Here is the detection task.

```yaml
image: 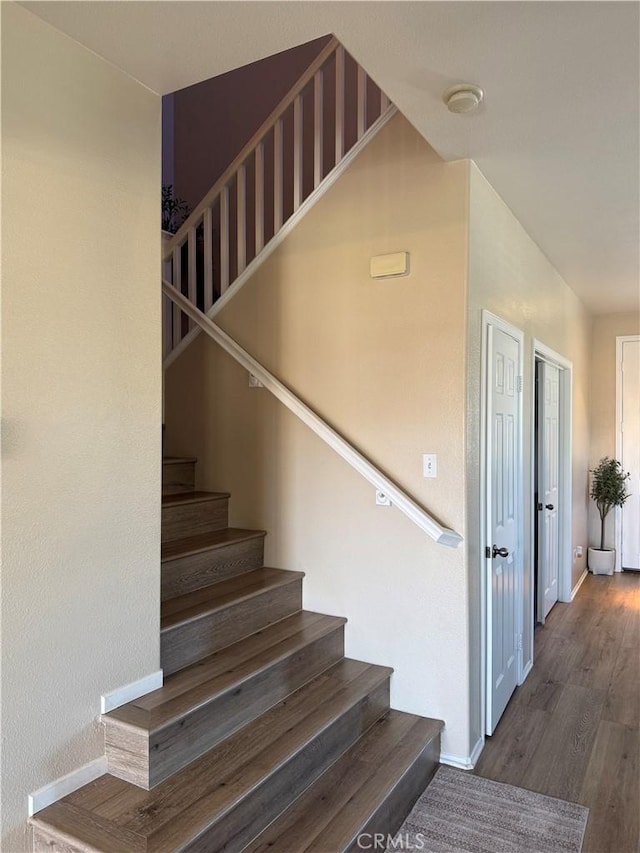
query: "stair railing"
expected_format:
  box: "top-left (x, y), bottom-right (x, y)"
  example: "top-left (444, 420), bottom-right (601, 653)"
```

top-left (163, 37), bottom-right (395, 363)
top-left (162, 282), bottom-right (463, 548)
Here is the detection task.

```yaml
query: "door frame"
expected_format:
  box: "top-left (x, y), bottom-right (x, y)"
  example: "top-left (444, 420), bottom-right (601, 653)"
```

top-left (615, 335), bottom-right (640, 571)
top-left (532, 340), bottom-right (573, 605)
top-left (480, 311), bottom-right (525, 737)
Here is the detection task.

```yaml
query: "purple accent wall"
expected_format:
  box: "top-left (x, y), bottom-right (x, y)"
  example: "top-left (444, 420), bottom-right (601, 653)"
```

top-left (167, 35), bottom-right (332, 212)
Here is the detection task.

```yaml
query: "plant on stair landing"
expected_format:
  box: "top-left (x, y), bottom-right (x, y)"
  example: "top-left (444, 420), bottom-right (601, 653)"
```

top-left (588, 456), bottom-right (630, 575)
top-left (162, 184), bottom-right (190, 234)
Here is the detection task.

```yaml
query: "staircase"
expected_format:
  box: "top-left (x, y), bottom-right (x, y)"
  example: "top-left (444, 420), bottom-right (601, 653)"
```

top-left (31, 456), bottom-right (443, 852)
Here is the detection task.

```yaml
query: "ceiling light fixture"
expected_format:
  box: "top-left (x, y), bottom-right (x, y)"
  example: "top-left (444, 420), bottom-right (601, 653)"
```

top-left (443, 84), bottom-right (484, 114)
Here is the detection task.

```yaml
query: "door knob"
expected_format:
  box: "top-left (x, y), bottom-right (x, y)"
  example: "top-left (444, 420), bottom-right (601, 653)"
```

top-left (545, 504), bottom-right (554, 510)
top-left (492, 545), bottom-right (509, 558)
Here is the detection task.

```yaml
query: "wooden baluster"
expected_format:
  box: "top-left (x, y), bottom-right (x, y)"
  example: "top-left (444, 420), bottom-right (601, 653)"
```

top-left (203, 207), bottom-right (213, 311)
top-left (313, 69), bottom-right (323, 188)
top-left (335, 45), bottom-right (345, 163)
top-left (220, 185), bottom-right (230, 294)
top-left (357, 66), bottom-right (366, 138)
top-left (237, 164), bottom-right (246, 275)
top-left (172, 246), bottom-right (182, 345)
top-left (293, 94), bottom-right (303, 211)
top-left (274, 118), bottom-right (283, 231)
top-left (187, 226), bottom-right (197, 327)
top-left (255, 142), bottom-right (264, 254)
top-left (162, 293), bottom-right (172, 358)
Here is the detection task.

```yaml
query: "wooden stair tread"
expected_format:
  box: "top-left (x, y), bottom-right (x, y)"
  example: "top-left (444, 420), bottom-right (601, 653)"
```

top-left (244, 711), bottom-right (443, 852)
top-left (162, 490), bottom-right (230, 507)
top-left (162, 527), bottom-right (266, 562)
top-left (162, 456), bottom-right (197, 464)
top-left (105, 611), bottom-right (346, 730)
top-left (161, 567), bottom-right (303, 629)
top-left (33, 660), bottom-right (392, 848)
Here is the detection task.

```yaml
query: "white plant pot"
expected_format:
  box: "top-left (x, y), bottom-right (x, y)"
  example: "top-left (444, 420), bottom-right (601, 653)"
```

top-left (588, 547), bottom-right (615, 575)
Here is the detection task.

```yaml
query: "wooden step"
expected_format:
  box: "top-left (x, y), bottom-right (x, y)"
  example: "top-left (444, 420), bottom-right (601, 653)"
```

top-left (161, 567), bottom-right (304, 675)
top-left (161, 528), bottom-right (266, 600)
top-left (104, 611), bottom-right (346, 788)
top-left (162, 490), bottom-right (230, 542)
top-left (30, 659), bottom-right (392, 853)
top-left (244, 711), bottom-right (443, 852)
top-left (162, 457), bottom-right (196, 495)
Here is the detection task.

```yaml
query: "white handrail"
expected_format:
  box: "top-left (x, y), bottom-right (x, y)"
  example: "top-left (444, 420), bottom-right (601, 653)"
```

top-left (162, 281), bottom-right (463, 548)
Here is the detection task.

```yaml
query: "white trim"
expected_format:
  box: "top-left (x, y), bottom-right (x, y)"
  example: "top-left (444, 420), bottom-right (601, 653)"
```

top-left (440, 736), bottom-right (485, 771)
top-left (100, 669), bottom-right (163, 714)
top-left (163, 105), bottom-right (398, 371)
top-left (532, 339), bottom-right (573, 605)
top-left (480, 311), bottom-right (525, 737)
top-left (29, 757), bottom-right (107, 816)
top-left (571, 568), bottom-right (589, 600)
top-left (163, 282), bottom-right (462, 548)
top-left (521, 658), bottom-right (534, 681)
top-left (615, 336), bottom-right (639, 572)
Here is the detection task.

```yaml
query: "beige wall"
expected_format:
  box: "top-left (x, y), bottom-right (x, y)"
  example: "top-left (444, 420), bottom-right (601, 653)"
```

top-left (466, 163), bottom-right (592, 749)
top-left (165, 114), bottom-right (475, 761)
top-left (1, 6), bottom-right (161, 849)
top-left (589, 312), bottom-right (640, 546)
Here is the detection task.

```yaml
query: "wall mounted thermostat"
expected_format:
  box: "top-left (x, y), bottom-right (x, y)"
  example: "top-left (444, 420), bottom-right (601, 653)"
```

top-left (370, 251), bottom-right (410, 279)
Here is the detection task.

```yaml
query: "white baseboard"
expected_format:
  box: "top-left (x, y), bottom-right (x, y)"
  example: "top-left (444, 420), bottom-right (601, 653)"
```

top-left (100, 668), bottom-right (163, 714)
top-left (571, 569), bottom-right (588, 600)
top-left (440, 736), bottom-right (484, 770)
top-left (29, 757), bottom-right (107, 816)
top-left (521, 659), bottom-right (534, 681)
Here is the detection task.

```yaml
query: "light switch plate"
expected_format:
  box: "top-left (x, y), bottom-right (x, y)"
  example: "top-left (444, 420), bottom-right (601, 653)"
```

top-left (423, 454), bottom-right (437, 478)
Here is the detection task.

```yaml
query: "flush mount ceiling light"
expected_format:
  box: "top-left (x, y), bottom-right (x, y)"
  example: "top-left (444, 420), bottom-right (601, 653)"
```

top-left (443, 84), bottom-right (484, 114)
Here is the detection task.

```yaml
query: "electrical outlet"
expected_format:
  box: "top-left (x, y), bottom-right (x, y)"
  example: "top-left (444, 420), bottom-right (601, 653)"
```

top-left (574, 546), bottom-right (583, 559)
top-left (376, 490), bottom-right (392, 506)
top-left (423, 453), bottom-right (437, 479)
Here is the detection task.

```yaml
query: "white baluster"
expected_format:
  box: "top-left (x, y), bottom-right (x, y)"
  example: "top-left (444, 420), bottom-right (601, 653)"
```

top-left (357, 66), bottom-right (366, 138)
top-left (188, 226), bottom-right (197, 327)
top-left (313, 70), bottom-right (323, 188)
top-left (163, 293), bottom-right (172, 358)
top-left (255, 142), bottom-right (264, 254)
top-left (293, 94), bottom-right (303, 211)
top-left (172, 246), bottom-right (182, 345)
top-left (220, 185), bottom-right (230, 294)
top-left (335, 45), bottom-right (345, 162)
top-left (237, 164), bottom-right (246, 275)
top-left (203, 207), bottom-right (213, 311)
top-left (274, 118), bottom-right (283, 231)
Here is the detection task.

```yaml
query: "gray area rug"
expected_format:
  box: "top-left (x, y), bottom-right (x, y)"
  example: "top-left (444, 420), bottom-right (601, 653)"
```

top-left (387, 766), bottom-right (589, 852)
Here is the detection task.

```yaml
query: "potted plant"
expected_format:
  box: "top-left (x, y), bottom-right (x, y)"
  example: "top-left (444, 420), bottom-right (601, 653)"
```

top-left (162, 185), bottom-right (190, 235)
top-left (588, 456), bottom-right (631, 575)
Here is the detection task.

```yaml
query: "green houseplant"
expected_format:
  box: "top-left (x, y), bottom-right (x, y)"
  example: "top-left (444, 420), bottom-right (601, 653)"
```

top-left (588, 456), bottom-right (630, 574)
top-left (162, 185), bottom-right (190, 234)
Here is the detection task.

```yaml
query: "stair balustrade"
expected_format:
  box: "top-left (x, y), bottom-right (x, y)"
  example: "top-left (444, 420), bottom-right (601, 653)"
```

top-left (163, 37), bottom-right (394, 363)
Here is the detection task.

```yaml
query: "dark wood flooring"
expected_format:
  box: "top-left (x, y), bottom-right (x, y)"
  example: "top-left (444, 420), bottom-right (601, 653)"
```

top-left (475, 571), bottom-right (640, 853)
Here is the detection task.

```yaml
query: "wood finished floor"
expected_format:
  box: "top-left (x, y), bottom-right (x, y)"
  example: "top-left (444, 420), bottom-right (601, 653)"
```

top-left (475, 571), bottom-right (640, 853)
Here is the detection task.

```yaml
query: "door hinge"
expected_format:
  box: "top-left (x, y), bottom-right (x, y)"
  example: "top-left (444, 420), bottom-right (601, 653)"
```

top-left (485, 546), bottom-right (491, 559)
top-left (517, 375), bottom-right (523, 393)
top-left (517, 633), bottom-right (523, 652)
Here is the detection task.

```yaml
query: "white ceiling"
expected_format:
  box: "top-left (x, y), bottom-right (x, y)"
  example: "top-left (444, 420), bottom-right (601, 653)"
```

top-left (21, 1), bottom-right (640, 315)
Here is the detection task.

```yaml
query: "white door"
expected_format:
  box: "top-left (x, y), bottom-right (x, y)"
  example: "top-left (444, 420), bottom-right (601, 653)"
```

top-left (621, 339), bottom-right (640, 570)
top-left (537, 361), bottom-right (560, 620)
top-left (486, 324), bottom-right (521, 735)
